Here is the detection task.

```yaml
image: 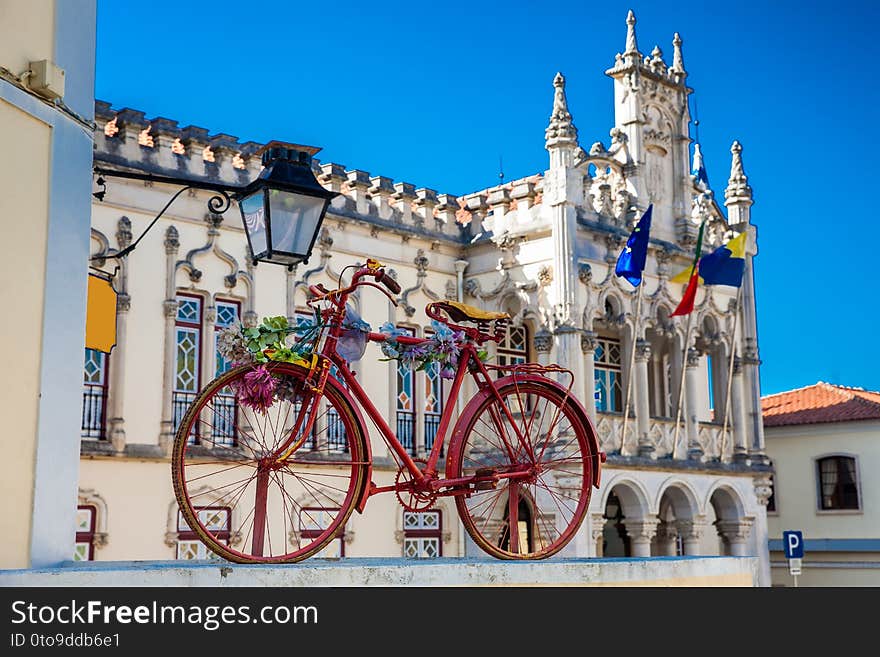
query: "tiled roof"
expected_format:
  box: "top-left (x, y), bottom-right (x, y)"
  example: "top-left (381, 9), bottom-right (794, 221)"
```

top-left (762, 382), bottom-right (880, 427)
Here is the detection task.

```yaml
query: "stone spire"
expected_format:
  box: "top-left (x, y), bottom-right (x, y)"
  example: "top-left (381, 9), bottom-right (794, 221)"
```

top-left (545, 72), bottom-right (578, 150)
top-left (725, 140), bottom-right (753, 203)
top-left (672, 32), bottom-right (685, 75)
top-left (625, 10), bottom-right (640, 56)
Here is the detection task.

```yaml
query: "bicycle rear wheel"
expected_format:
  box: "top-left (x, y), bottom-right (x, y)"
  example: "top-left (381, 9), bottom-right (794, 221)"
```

top-left (171, 362), bottom-right (369, 563)
top-left (447, 379), bottom-right (593, 559)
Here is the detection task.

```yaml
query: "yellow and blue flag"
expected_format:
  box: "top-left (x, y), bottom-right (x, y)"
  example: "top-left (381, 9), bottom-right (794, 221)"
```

top-left (698, 232), bottom-right (746, 287)
top-left (615, 204), bottom-right (652, 287)
top-left (669, 232), bottom-right (747, 288)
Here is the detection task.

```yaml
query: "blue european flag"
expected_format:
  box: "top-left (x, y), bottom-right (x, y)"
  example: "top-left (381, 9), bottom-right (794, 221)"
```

top-left (615, 204), bottom-right (652, 287)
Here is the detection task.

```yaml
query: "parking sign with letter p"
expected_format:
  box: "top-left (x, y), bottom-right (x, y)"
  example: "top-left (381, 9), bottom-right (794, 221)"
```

top-left (783, 530), bottom-right (804, 559)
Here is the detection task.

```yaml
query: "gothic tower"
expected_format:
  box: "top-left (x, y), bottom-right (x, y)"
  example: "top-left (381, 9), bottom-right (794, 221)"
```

top-left (605, 10), bottom-right (692, 243)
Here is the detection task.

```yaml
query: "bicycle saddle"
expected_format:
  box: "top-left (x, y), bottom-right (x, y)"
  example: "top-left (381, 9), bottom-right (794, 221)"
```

top-left (431, 301), bottom-right (510, 323)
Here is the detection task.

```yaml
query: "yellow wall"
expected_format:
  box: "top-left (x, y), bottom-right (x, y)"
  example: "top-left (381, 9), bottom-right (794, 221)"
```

top-left (0, 100), bottom-right (51, 567)
top-left (0, 1), bottom-right (55, 77)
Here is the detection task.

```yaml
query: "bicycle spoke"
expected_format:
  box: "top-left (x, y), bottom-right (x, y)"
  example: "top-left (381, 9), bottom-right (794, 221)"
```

top-left (452, 380), bottom-right (592, 559)
top-left (173, 362), bottom-right (368, 563)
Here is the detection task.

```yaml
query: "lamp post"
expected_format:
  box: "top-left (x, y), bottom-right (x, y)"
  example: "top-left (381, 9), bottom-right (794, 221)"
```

top-left (92, 140), bottom-right (338, 268)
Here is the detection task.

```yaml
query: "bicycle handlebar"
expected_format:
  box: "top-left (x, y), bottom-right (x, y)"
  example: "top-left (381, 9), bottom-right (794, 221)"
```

top-left (307, 261), bottom-right (400, 308)
top-left (377, 270), bottom-right (401, 295)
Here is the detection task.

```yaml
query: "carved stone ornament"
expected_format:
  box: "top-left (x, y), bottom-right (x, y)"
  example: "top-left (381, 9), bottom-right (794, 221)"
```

top-left (578, 262), bottom-right (592, 285)
top-left (533, 329), bottom-right (553, 354)
top-left (581, 330), bottom-right (598, 354)
top-left (634, 339), bottom-right (652, 362)
top-left (538, 265), bottom-right (553, 287)
top-left (686, 347), bottom-right (701, 367)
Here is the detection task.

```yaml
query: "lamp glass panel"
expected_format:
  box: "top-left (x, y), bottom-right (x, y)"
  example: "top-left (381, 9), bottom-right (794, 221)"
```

top-left (239, 191), bottom-right (268, 256)
top-left (267, 190), bottom-right (325, 256)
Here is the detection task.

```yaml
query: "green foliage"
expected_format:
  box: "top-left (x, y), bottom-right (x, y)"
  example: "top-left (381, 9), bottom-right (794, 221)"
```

top-left (241, 315), bottom-right (314, 364)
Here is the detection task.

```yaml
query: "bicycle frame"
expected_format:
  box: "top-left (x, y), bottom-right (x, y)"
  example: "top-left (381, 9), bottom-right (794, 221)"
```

top-left (290, 265), bottom-right (545, 503)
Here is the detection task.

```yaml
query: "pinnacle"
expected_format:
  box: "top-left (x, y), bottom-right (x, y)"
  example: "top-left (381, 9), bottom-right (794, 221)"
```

top-left (625, 9), bottom-right (639, 56)
top-left (672, 32), bottom-right (685, 74)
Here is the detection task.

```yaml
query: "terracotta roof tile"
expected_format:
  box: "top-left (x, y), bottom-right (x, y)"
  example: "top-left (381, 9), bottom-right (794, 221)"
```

top-left (762, 382), bottom-right (880, 427)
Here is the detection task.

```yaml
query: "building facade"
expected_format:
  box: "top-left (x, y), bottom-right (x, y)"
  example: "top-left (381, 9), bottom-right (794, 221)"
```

top-left (764, 382), bottom-right (880, 586)
top-left (79, 12), bottom-right (773, 583)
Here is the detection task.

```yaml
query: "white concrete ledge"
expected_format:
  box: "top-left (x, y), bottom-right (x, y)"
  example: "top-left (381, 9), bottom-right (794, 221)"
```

top-left (0, 557), bottom-right (757, 587)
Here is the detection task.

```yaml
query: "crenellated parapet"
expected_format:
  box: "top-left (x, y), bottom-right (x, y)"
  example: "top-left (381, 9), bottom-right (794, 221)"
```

top-left (93, 100), bottom-right (472, 246)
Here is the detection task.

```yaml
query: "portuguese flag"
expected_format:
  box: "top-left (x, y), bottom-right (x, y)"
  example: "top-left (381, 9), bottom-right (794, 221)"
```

top-left (670, 220), bottom-right (706, 317)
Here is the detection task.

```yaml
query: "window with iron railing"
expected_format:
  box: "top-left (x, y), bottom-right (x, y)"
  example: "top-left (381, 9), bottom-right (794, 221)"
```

top-left (173, 294), bottom-right (203, 442)
top-left (396, 326), bottom-right (416, 454)
top-left (423, 327), bottom-right (445, 455)
top-left (82, 348), bottom-right (109, 439)
top-left (211, 300), bottom-right (240, 446)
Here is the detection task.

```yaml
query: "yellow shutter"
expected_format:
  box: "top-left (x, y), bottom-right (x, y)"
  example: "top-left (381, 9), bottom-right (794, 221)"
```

top-left (85, 273), bottom-right (117, 353)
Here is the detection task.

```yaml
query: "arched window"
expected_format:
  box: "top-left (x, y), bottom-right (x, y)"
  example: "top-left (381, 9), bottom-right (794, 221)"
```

top-left (211, 299), bottom-right (240, 446)
top-left (173, 293), bottom-right (203, 442)
top-left (817, 456), bottom-right (860, 510)
top-left (82, 349), bottom-right (109, 439)
top-left (497, 325), bottom-right (529, 369)
top-left (594, 337), bottom-right (623, 413)
top-left (396, 326), bottom-right (417, 454)
top-left (423, 326), bottom-right (445, 455)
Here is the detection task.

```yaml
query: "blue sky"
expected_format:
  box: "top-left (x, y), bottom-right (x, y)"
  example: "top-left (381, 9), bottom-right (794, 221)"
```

top-left (96, 0), bottom-right (879, 395)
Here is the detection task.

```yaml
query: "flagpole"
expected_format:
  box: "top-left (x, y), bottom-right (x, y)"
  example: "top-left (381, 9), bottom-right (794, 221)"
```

top-left (719, 285), bottom-right (743, 461)
top-left (672, 311), bottom-right (694, 459)
top-left (621, 282), bottom-right (644, 454)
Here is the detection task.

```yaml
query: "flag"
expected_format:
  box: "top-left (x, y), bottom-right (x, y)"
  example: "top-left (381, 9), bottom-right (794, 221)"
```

top-left (692, 143), bottom-right (710, 190)
top-left (668, 232), bottom-right (747, 288)
top-left (698, 232), bottom-right (746, 287)
top-left (614, 204), bottom-right (653, 287)
top-left (669, 221), bottom-right (706, 317)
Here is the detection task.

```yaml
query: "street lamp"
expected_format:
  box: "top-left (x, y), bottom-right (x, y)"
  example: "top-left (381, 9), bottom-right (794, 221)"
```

top-left (237, 141), bottom-right (338, 268)
top-left (92, 140), bottom-right (338, 268)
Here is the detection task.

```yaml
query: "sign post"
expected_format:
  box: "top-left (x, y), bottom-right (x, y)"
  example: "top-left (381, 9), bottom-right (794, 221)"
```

top-left (782, 530), bottom-right (804, 587)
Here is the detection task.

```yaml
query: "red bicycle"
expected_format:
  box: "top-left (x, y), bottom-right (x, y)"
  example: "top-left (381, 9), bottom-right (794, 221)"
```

top-left (171, 260), bottom-right (604, 562)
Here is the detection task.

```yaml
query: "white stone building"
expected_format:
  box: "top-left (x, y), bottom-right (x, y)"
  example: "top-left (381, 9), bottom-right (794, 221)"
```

top-left (78, 12), bottom-right (773, 583)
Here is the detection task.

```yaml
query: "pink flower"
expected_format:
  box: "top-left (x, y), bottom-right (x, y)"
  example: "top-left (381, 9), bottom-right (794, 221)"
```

top-left (236, 365), bottom-right (277, 412)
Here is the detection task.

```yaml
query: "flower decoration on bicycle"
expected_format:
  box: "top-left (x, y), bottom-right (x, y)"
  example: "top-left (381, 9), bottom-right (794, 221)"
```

top-left (172, 258), bottom-right (603, 564)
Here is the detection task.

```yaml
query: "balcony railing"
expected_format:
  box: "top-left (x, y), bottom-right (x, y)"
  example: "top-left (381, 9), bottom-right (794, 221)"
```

top-left (397, 411), bottom-right (415, 454)
top-left (424, 413), bottom-right (442, 455)
top-left (211, 392), bottom-right (237, 446)
top-left (172, 391), bottom-right (197, 443)
top-left (81, 384), bottom-right (107, 439)
top-left (326, 408), bottom-right (348, 452)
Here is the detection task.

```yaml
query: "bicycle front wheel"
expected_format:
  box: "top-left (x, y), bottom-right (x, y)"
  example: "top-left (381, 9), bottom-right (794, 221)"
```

top-left (171, 362), bottom-right (369, 563)
top-left (447, 379), bottom-right (593, 559)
